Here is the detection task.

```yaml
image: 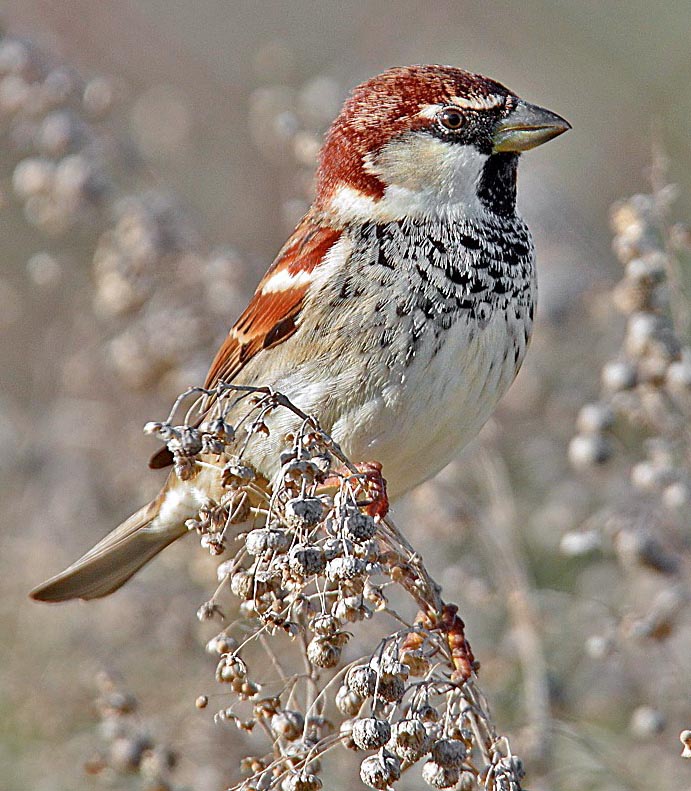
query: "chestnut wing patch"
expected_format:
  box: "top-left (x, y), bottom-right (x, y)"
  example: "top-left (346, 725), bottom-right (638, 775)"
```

top-left (203, 220), bottom-right (341, 388)
top-left (149, 218), bottom-right (341, 470)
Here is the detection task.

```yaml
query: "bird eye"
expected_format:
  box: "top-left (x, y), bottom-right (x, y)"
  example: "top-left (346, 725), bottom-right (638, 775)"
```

top-left (439, 107), bottom-right (464, 130)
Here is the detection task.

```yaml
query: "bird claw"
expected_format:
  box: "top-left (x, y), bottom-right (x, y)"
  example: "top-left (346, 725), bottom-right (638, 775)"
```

top-left (322, 460), bottom-right (389, 518)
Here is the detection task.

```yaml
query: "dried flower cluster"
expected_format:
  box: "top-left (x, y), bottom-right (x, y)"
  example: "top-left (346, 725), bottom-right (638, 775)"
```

top-left (84, 672), bottom-right (181, 791)
top-left (144, 384), bottom-right (524, 791)
top-left (561, 166), bottom-right (691, 757)
top-left (568, 173), bottom-right (691, 485)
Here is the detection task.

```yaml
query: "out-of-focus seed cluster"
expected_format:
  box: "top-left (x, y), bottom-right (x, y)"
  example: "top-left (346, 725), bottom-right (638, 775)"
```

top-left (0, 31), bottom-right (251, 396)
top-left (144, 384), bottom-right (523, 791)
top-left (0, 35), bottom-right (114, 235)
top-left (84, 672), bottom-right (181, 791)
top-left (569, 184), bottom-right (691, 478)
top-left (561, 173), bottom-right (691, 767)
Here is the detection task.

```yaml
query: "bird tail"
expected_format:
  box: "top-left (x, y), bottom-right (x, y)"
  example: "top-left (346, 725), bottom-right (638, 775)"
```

top-left (29, 488), bottom-right (188, 602)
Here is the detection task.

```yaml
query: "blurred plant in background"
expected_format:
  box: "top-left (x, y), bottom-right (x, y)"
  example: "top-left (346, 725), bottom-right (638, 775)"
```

top-left (1, 16), bottom-right (689, 791)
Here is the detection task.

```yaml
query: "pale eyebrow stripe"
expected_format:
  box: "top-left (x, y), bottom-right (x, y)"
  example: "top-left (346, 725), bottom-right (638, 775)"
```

top-left (451, 94), bottom-right (504, 110)
top-left (418, 94), bottom-right (504, 119)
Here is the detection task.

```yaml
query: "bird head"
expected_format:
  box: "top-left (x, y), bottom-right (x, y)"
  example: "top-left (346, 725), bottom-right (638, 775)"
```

top-left (315, 65), bottom-right (570, 222)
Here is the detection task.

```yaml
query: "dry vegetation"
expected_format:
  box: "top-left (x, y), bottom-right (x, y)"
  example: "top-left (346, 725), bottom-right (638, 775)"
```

top-left (0, 23), bottom-right (689, 791)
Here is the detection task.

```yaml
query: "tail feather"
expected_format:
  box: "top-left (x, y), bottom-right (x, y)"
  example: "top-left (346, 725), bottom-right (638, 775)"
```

top-left (29, 496), bottom-right (187, 602)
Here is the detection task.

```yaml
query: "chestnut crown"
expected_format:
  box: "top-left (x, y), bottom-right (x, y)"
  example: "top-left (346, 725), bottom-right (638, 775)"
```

top-left (314, 65), bottom-right (569, 215)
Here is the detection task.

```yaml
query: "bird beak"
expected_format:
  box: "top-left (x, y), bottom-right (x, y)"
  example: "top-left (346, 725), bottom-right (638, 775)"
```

top-left (492, 99), bottom-right (571, 152)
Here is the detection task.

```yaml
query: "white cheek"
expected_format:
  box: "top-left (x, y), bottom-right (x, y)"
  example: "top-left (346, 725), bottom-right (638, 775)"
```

top-left (328, 138), bottom-right (489, 223)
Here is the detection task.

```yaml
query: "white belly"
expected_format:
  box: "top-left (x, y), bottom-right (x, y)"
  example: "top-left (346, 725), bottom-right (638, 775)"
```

top-left (330, 307), bottom-right (528, 497)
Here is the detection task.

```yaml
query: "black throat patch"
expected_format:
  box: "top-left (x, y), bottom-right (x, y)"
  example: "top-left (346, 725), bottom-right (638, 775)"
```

top-left (477, 153), bottom-right (518, 216)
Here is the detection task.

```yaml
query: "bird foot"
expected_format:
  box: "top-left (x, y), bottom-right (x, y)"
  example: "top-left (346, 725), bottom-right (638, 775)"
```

top-left (323, 460), bottom-right (389, 519)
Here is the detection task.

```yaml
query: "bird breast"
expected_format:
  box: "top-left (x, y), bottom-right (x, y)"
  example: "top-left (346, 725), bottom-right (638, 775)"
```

top-left (237, 214), bottom-right (536, 498)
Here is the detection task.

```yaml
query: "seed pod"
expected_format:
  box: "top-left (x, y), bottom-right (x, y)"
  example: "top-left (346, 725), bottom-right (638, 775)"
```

top-left (375, 673), bottom-right (406, 703)
top-left (568, 433), bottom-right (612, 469)
top-left (283, 773), bottom-right (322, 791)
top-left (414, 704), bottom-right (440, 723)
top-left (576, 402), bottom-right (615, 434)
top-left (222, 461), bottom-right (256, 487)
top-left (215, 654), bottom-right (247, 683)
top-left (230, 571), bottom-right (256, 600)
top-left (289, 544), bottom-right (326, 576)
top-left (245, 528), bottom-right (291, 556)
top-left (323, 536), bottom-right (354, 560)
top-left (272, 710), bottom-right (305, 741)
top-left (342, 511), bottom-right (377, 542)
top-left (306, 636), bottom-right (341, 668)
top-left (346, 665), bottom-right (377, 698)
top-left (351, 718), bottom-right (391, 750)
top-left (333, 595), bottom-right (373, 622)
top-left (205, 633), bottom-right (239, 655)
top-left (310, 614), bottom-right (340, 635)
top-left (180, 426), bottom-right (203, 455)
top-left (430, 738), bottom-right (466, 768)
top-left (388, 718), bottom-right (431, 762)
top-left (360, 749), bottom-right (401, 789)
top-left (325, 556), bottom-right (366, 582)
top-left (335, 685), bottom-right (364, 716)
top-left (456, 771), bottom-right (477, 791)
top-left (422, 760), bottom-right (461, 788)
top-left (400, 649), bottom-right (431, 677)
top-left (601, 359), bottom-right (637, 393)
top-left (285, 497), bottom-right (325, 527)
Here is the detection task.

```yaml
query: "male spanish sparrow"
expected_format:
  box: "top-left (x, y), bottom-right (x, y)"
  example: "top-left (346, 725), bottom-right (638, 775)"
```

top-left (31, 65), bottom-right (569, 602)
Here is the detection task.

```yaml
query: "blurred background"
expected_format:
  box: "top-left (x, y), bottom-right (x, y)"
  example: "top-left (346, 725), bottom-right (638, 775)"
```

top-left (1, 2), bottom-right (690, 790)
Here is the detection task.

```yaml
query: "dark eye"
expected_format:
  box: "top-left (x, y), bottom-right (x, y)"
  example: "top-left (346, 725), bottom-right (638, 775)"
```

top-left (439, 107), bottom-right (464, 130)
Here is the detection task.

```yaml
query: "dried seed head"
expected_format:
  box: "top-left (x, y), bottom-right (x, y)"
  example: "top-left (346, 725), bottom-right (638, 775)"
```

top-left (680, 729), bottom-right (691, 758)
top-left (602, 359), bottom-right (637, 393)
top-left (216, 654), bottom-right (247, 683)
top-left (246, 528), bottom-right (291, 556)
top-left (351, 718), bottom-right (392, 750)
top-left (283, 772), bottom-right (322, 791)
top-left (323, 536), bottom-right (355, 560)
top-left (414, 704), bottom-right (440, 723)
top-left (568, 433), bottom-right (613, 469)
top-left (205, 633), bottom-right (239, 655)
top-left (576, 402), bottom-right (615, 434)
top-left (333, 595), bottom-right (373, 623)
top-left (180, 426), bottom-right (203, 455)
top-left (359, 749), bottom-right (401, 790)
top-left (335, 685), bottom-right (364, 716)
top-left (456, 771), bottom-right (477, 791)
top-left (399, 648), bottom-right (430, 676)
top-left (375, 673), bottom-right (406, 703)
top-left (222, 461), bottom-right (256, 487)
top-left (285, 497), bottom-right (325, 527)
top-left (325, 556), bottom-right (367, 582)
top-left (342, 511), bottom-right (377, 543)
top-left (289, 544), bottom-right (326, 577)
top-left (346, 665), bottom-right (378, 698)
top-left (629, 705), bottom-right (666, 738)
top-left (230, 571), bottom-right (256, 600)
top-left (108, 736), bottom-right (151, 773)
top-left (422, 760), bottom-right (461, 789)
top-left (310, 614), bottom-right (340, 635)
top-left (306, 635), bottom-right (342, 668)
top-left (430, 738), bottom-right (466, 768)
top-left (271, 710), bottom-right (305, 741)
top-left (388, 718), bottom-right (431, 763)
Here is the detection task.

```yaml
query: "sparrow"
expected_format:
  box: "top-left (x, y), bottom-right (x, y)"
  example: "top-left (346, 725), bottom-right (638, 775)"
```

top-left (31, 65), bottom-right (569, 602)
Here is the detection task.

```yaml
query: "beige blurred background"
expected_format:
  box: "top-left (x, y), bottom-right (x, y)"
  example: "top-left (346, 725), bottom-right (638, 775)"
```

top-left (1, 2), bottom-right (690, 790)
